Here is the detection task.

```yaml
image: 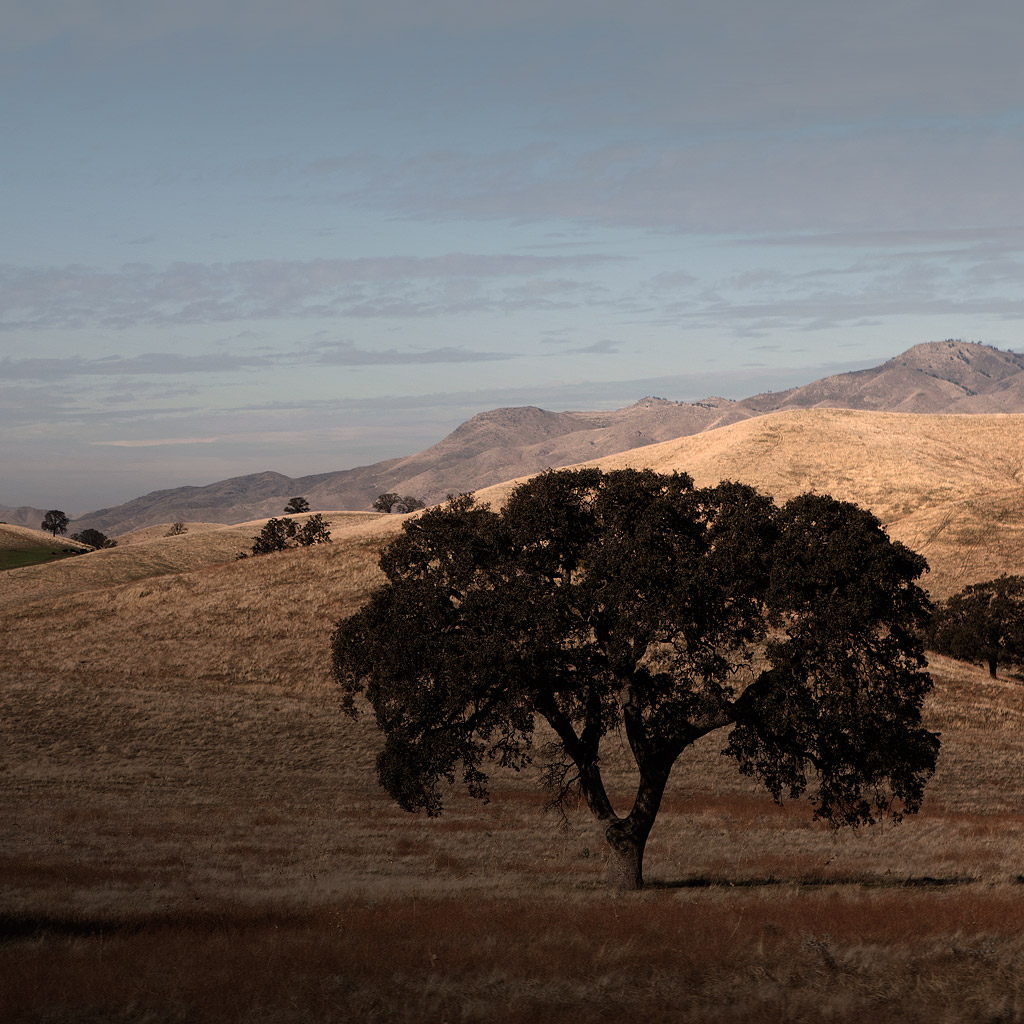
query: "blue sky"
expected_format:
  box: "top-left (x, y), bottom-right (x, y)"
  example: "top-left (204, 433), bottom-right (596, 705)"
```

top-left (4, 1), bottom-right (1024, 513)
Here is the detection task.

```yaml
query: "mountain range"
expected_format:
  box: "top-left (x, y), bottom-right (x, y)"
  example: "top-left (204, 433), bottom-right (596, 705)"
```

top-left (5, 338), bottom-right (1024, 536)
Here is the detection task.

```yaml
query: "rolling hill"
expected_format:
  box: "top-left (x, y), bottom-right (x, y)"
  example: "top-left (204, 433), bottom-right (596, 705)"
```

top-left (16, 338), bottom-right (1023, 536)
top-left (473, 408), bottom-right (1024, 599)
top-left (5, 407), bottom-right (1022, 615)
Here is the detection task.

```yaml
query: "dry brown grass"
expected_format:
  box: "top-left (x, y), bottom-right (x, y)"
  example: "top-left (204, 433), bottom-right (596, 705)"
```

top-left (114, 521), bottom-right (235, 545)
top-left (3, 645), bottom-right (1024, 1024)
top-left (5, 415), bottom-right (1024, 1021)
top-left (7, 892), bottom-right (1024, 1024)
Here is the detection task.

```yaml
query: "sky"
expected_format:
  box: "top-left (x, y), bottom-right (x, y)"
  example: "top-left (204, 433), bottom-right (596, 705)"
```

top-left (4, 1), bottom-right (1024, 514)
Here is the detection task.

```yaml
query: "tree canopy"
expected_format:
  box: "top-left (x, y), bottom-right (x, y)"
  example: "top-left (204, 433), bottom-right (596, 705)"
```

top-left (247, 514), bottom-right (332, 556)
top-left (373, 493), bottom-right (425, 514)
top-left (284, 497), bottom-right (310, 514)
top-left (41, 510), bottom-right (69, 537)
top-left (332, 468), bottom-right (938, 890)
top-left (929, 575), bottom-right (1024, 678)
top-left (71, 528), bottom-right (116, 549)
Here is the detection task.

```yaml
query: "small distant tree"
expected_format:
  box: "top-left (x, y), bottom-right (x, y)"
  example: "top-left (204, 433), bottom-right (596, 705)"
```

top-left (41, 510), bottom-right (69, 537)
top-left (71, 528), bottom-right (116, 550)
top-left (284, 497), bottom-right (310, 514)
top-left (394, 495), bottom-right (425, 514)
top-left (249, 515), bottom-right (331, 556)
top-left (333, 468), bottom-right (939, 891)
top-left (373, 493), bottom-right (401, 513)
top-left (929, 575), bottom-right (1024, 678)
top-left (166, 522), bottom-right (188, 536)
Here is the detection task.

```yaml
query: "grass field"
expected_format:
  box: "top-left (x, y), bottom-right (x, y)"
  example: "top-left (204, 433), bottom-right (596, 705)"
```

top-left (4, 412), bottom-right (1024, 1022)
top-left (3, 630), bottom-right (1024, 1023)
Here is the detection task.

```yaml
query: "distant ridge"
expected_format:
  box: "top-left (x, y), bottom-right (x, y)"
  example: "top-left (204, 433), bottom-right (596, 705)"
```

top-left (13, 339), bottom-right (1023, 535)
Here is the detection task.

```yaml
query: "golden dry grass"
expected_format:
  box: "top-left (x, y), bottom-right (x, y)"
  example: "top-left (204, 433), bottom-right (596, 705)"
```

top-left (0, 525), bottom-right (90, 553)
top-left (5, 410), bottom-right (1024, 1021)
top-left (113, 521), bottom-right (234, 545)
top-left (478, 409), bottom-right (1024, 597)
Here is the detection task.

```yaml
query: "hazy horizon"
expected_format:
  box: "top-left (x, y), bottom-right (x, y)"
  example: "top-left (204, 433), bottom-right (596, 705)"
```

top-left (5, 2), bottom-right (1024, 511)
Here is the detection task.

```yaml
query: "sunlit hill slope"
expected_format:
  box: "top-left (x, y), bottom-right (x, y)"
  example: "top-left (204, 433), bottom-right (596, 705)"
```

top-left (478, 408), bottom-right (1024, 599)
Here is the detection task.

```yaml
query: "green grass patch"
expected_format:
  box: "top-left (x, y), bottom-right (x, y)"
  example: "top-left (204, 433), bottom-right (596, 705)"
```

top-left (0, 546), bottom-right (83, 571)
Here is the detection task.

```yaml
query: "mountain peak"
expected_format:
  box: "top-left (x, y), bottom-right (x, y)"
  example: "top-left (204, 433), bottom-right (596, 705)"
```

top-left (887, 339), bottom-right (1024, 385)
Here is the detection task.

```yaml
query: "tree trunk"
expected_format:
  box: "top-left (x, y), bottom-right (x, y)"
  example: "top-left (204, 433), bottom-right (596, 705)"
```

top-left (605, 824), bottom-right (647, 891)
top-left (988, 656), bottom-right (998, 679)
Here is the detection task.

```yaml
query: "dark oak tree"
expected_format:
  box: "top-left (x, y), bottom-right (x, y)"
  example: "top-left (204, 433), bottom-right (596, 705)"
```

top-left (71, 528), bottom-right (116, 549)
top-left (332, 468), bottom-right (938, 890)
top-left (284, 497), bottom-right (311, 514)
top-left (395, 495), bottom-right (425, 514)
top-left (929, 575), bottom-right (1024, 678)
top-left (373, 493), bottom-right (425, 514)
top-left (41, 510), bottom-right (69, 537)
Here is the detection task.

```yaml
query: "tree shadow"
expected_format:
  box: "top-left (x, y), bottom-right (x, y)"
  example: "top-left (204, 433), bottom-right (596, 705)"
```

top-left (648, 873), bottom-right (982, 890)
top-left (0, 907), bottom-right (308, 942)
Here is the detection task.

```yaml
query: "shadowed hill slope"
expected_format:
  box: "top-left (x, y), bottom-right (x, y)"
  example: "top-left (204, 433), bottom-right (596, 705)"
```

top-left (0, 524), bottom-right (91, 553)
top-left (37, 339), bottom-right (1024, 536)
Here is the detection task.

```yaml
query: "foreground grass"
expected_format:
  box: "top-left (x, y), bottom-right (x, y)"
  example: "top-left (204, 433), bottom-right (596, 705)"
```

top-left (5, 889), bottom-right (1024, 1024)
top-left (2, 651), bottom-right (1023, 1022)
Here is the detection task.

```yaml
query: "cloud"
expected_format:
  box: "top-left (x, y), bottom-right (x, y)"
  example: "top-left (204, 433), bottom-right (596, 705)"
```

top-left (311, 341), bottom-right (515, 366)
top-left (350, 126), bottom-right (1024, 238)
top-left (0, 254), bottom-right (618, 330)
top-left (90, 436), bottom-right (220, 447)
top-left (0, 338), bottom-right (521, 384)
top-left (743, 227), bottom-right (1024, 252)
top-left (0, 352), bottom-right (269, 380)
top-left (571, 340), bottom-right (620, 355)
top-left (9, 1), bottom-right (1024, 123)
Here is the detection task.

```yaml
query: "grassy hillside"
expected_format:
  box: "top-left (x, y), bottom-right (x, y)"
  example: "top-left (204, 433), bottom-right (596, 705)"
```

top-left (5, 410), bottom-right (1024, 1021)
top-left (0, 511), bottom-right (388, 610)
top-left (478, 409), bottom-right (1024, 597)
top-left (0, 524), bottom-right (90, 571)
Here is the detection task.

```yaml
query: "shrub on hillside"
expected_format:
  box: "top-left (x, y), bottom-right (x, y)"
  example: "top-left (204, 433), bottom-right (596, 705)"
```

top-left (244, 514), bottom-right (332, 557)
